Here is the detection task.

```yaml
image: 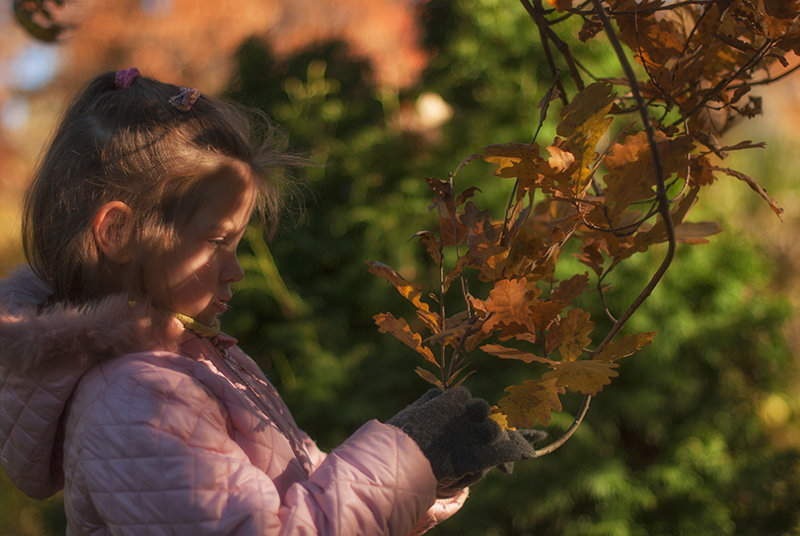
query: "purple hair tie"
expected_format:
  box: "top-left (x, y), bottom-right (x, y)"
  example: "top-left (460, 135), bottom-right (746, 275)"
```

top-left (169, 87), bottom-right (201, 112)
top-left (114, 67), bottom-right (140, 89)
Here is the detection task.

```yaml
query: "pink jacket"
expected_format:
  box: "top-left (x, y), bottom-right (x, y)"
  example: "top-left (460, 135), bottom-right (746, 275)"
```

top-left (0, 267), bottom-right (466, 535)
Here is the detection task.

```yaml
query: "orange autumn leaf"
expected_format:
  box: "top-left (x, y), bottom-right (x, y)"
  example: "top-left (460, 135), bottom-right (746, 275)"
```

top-left (374, 312), bottom-right (437, 364)
top-left (478, 278), bottom-right (536, 338)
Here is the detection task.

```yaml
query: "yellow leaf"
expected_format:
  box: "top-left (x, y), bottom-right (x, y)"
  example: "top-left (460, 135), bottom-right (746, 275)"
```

top-left (374, 312), bottom-right (437, 364)
top-left (556, 82), bottom-right (616, 186)
top-left (595, 332), bottom-right (656, 362)
top-left (498, 378), bottom-right (564, 428)
top-left (482, 142), bottom-right (545, 182)
top-left (488, 409), bottom-right (513, 431)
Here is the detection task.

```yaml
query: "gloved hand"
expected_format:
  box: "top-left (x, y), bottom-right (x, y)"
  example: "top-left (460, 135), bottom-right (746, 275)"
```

top-left (387, 387), bottom-right (542, 497)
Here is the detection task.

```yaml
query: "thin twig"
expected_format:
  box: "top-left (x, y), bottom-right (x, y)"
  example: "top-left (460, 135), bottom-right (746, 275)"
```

top-left (534, 395), bottom-right (592, 456)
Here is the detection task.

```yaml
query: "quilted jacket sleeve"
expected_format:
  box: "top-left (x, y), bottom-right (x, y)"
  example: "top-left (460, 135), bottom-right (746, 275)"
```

top-left (66, 355), bottom-right (440, 536)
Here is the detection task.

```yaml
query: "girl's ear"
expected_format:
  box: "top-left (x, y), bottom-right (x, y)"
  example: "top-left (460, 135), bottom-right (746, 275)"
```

top-left (93, 201), bottom-right (133, 263)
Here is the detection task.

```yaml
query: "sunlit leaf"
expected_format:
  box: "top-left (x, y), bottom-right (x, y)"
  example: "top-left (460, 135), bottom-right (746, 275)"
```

top-left (478, 278), bottom-right (536, 338)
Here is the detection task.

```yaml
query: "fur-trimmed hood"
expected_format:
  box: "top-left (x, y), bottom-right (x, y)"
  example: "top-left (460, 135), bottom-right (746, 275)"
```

top-left (0, 265), bottom-right (176, 499)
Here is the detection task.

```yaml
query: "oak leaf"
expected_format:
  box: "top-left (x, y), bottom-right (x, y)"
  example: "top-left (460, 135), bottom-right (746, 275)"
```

top-left (479, 278), bottom-right (536, 339)
top-left (545, 360), bottom-right (619, 396)
top-left (414, 366), bottom-right (443, 388)
top-left (426, 178), bottom-right (467, 245)
top-left (551, 273), bottom-right (589, 305)
top-left (674, 221), bottom-right (723, 244)
top-left (498, 378), bottom-right (564, 428)
top-left (367, 261), bottom-right (431, 312)
top-left (412, 230), bottom-right (442, 264)
top-left (374, 312), bottom-right (437, 364)
top-left (594, 332), bottom-right (656, 362)
top-left (556, 82), bottom-right (615, 187)
top-left (548, 308), bottom-right (593, 361)
top-left (480, 343), bottom-right (553, 365)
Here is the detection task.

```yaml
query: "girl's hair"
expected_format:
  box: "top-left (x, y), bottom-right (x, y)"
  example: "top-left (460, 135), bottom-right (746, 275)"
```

top-left (22, 70), bottom-right (302, 304)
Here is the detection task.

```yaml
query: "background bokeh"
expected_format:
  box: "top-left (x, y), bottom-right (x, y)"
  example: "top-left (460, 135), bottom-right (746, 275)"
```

top-left (1, 1), bottom-right (799, 534)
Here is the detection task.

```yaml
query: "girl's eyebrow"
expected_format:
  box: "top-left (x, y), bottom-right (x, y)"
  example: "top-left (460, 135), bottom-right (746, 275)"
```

top-left (203, 220), bottom-right (249, 236)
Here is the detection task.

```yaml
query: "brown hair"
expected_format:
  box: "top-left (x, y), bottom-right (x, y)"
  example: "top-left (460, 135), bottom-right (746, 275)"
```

top-left (22, 70), bottom-right (301, 304)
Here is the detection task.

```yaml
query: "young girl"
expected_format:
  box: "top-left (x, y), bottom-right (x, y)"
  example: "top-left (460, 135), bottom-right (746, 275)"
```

top-left (0, 68), bottom-right (537, 535)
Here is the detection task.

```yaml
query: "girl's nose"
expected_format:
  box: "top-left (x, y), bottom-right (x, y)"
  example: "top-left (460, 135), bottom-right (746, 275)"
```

top-left (223, 253), bottom-right (245, 284)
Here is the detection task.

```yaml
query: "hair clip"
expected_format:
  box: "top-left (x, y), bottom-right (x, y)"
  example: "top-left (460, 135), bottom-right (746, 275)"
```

top-left (114, 67), bottom-right (140, 89)
top-left (169, 87), bottom-right (201, 112)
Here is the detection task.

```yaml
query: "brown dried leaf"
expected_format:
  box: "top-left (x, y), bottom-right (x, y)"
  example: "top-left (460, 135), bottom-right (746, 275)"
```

top-left (374, 312), bottom-right (437, 364)
top-left (498, 378), bottom-right (564, 428)
top-left (595, 332), bottom-right (656, 362)
top-left (714, 166), bottom-right (784, 220)
top-left (480, 343), bottom-right (554, 365)
top-left (415, 366), bottom-right (443, 388)
top-left (483, 142), bottom-right (545, 182)
top-left (544, 360), bottom-right (619, 396)
top-left (575, 240), bottom-right (604, 276)
top-left (549, 308), bottom-right (593, 361)
top-left (674, 221), bottom-right (723, 244)
top-left (479, 278), bottom-right (536, 338)
top-left (551, 273), bottom-right (590, 305)
top-left (412, 231), bottom-right (442, 265)
top-left (367, 261), bottom-right (431, 312)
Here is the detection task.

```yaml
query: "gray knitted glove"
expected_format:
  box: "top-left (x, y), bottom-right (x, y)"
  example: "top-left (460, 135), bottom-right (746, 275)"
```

top-left (387, 387), bottom-right (541, 497)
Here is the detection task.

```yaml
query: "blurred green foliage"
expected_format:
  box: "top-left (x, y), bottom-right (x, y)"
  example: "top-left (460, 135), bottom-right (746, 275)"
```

top-left (2, 1), bottom-right (798, 534)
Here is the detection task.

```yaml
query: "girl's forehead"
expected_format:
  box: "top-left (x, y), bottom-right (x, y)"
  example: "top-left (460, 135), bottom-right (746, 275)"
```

top-left (190, 161), bottom-right (258, 229)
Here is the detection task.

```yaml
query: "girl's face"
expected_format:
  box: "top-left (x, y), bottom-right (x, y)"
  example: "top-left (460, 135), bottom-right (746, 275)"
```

top-left (145, 162), bottom-right (257, 325)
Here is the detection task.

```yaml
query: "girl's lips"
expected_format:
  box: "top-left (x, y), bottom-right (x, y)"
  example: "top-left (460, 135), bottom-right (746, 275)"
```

top-left (212, 300), bottom-right (229, 313)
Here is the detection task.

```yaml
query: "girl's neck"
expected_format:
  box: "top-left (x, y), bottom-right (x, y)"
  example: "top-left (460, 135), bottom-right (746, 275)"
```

top-left (172, 312), bottom-right (220, 338)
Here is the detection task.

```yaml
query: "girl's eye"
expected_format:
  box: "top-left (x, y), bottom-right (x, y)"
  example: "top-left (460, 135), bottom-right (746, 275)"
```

top-left (208, 238), bottom-right (228, 247)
